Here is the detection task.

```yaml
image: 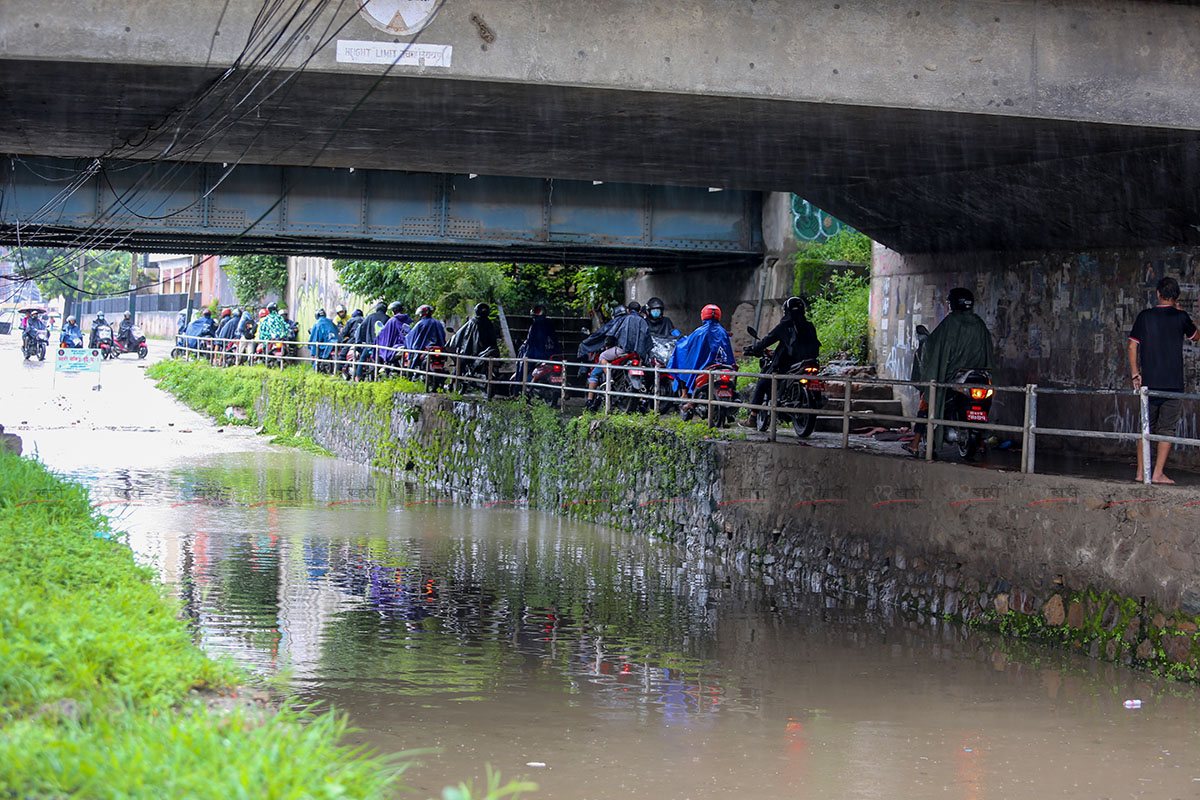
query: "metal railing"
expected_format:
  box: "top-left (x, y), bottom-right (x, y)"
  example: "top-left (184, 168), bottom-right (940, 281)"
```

top-left (169, 335), bottom-right (1191, 484)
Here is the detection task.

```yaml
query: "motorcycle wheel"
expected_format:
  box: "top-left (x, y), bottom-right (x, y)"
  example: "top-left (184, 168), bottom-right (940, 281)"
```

top-left (957, 428), bottom-right (979, 460)
top-left (37, 343), bottom-right (46, 362)
top-left (23, 344), bottom-right (31, 360)
top-left (791, 390), bottom-right (817, 438)
top-left (138, 345), bottom-right (148, 359)
top-left (170, 348), bottom-right (182, 359)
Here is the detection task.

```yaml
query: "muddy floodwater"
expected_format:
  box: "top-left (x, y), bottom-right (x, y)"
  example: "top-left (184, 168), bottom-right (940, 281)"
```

top-left (11, 353), bottom-right (1200, 799)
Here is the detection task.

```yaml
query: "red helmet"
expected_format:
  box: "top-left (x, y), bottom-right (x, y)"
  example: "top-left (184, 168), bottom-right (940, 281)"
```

top-left (221, 308), bottom-right (232, 317)
top-left (700, 304), bottom-right (722, 322)
top-left (258, 309), bottom-right (269, 319)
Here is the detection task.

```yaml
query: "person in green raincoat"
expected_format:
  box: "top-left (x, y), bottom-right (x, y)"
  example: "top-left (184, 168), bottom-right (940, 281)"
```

top-left (906, 287), bottom-right (996, 455)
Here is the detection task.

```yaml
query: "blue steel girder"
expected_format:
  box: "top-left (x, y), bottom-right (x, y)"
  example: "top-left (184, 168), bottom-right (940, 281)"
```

top-left (0, 157), bottom-right (763, 268)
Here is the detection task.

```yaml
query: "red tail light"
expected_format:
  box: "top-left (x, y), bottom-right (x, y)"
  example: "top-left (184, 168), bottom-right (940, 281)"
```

top-left (630, 357), bottom-right (640, 366)
top-left (552, 364), bottom-right (562, 373)
top-left (803, 365), bottom-right (819, 374)
top-left (969, 387), bottom-right (994, 400)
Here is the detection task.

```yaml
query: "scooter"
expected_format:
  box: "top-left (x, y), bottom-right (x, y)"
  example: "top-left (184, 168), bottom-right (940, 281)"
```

top-left (942, 368), bottom-right (994, 459)
top-left (524, 357), bottom-right (565, 407)
top-left (111, 325), bottom-right (149, 359)
top-left (587, 350), bottom-right (647, 412)
top-left (410, 347), bottom-right (450, 392)
top-left (648, 333), bottom-right (682, 413)
top-left (93, 324), bottom-right (114, 359)
top-left (681, 362), bottom-right (739, 427)
top-left (746, 326), bottom-right (826, 438)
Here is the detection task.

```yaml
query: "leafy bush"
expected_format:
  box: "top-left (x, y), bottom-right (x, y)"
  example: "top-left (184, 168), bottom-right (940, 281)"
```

top-left (808, 271), bottom-right (870, 363)
top-left (224, 254), bottom-right (288, 307)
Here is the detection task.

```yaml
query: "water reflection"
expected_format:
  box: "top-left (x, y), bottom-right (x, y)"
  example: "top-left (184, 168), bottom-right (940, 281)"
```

top-left (65, 452), bottom-right (1200, 800)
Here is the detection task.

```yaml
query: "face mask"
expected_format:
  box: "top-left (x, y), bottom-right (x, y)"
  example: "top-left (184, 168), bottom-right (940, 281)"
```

top-left (650, 309), bottom-right (662, 319)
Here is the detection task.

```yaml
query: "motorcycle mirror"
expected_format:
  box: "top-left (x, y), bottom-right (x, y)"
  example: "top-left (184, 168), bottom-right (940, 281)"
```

top-left (670, 329), bottom-right (681, 337)
top-left (746, 326), bottom-right (758, 339)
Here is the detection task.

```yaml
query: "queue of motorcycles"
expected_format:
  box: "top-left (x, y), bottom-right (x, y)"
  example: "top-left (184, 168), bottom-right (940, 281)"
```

top-left (93, 324), bottom-right (149, 360)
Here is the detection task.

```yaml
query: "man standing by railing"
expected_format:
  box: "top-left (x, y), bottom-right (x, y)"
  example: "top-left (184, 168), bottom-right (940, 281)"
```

top-left (1128, 276), bottom-right (1199, 484)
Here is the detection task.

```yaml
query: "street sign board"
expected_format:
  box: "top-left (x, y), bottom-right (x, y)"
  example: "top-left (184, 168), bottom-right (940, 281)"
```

top-left (55, 348), bottom-right (102, 374)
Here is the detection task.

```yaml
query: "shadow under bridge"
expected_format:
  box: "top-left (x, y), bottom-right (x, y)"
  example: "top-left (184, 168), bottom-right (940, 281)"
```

top-left (0, 157), bottom-right (763, 268)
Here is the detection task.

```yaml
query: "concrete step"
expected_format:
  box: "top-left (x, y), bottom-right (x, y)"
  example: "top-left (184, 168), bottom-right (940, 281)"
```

top-left (822, 380), bottom-right (895, 401)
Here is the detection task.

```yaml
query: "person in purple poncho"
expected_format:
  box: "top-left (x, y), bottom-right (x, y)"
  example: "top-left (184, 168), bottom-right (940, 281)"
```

top-left (375, 301), bottom-right (411, 367)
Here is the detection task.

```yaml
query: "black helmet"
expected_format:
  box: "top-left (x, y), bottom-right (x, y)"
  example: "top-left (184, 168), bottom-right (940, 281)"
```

top-left (417, 304), bottom-right (433, 318)
top-left (612, 304), bottom-right (627, 317)
top-left (948, 287), bottom-right (975, 312)
top-left (530, 305), bottom-right (545, 316)
top-left (646, 297), bottom-right (665, 310)
top-left (387, 301), bottom-right (404, 315)
top-left (626, 300), bottom-right (641, 313)
top-left (374, 301), bottom-right (387, 313)
top-left (784, 296), bottom-right (806, 316)
top-left (474, 303), bottom-right (490, 317)
top-left (351, 309), bottom-right (363, 318)
top-left (315, 308), bottom-right (326, 318)
top-left (267, 302), bottom-right (278, 312)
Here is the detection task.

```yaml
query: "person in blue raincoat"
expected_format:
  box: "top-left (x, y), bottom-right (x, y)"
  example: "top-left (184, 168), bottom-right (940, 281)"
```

top-left (667, 304), bottom-right (736, 394)
top-left (308, 308), bottom-right (340, 368)
top-left (375, 301), bottom-right (411, 367)
top-left (517, 305), bottom-right (560, 379)
top-left (183, 309), bottom-right (217, 349)
top-left (406, 304), bottom-right (446, 352)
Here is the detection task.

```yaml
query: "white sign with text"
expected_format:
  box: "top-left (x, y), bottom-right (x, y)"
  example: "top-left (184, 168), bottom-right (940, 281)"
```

top-left (336, 40), bottom-right (452, 68)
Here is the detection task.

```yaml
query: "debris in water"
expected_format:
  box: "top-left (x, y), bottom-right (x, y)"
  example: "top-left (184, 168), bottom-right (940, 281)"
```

top-left (1123, 699), bottom-right (1143, 709)
top-left (525, 762), bottom-right (547, 768)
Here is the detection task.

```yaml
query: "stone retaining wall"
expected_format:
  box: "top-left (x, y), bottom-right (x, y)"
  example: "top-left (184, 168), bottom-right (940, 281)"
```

top-left (202, 365), bottom-right (1200, 681)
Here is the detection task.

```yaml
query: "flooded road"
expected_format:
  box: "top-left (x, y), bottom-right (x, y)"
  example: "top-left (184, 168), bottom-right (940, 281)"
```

top-left (8, 337), bottom-right (1200, 798)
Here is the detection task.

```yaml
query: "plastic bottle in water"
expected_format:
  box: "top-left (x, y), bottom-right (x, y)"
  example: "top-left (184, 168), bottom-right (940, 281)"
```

top-left (1123, 699), bottom-right (1142, 709)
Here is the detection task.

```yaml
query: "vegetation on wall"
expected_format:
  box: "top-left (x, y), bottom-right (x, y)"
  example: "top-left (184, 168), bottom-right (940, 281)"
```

top-left (223, 254), bottom-right (288, 307)
top-left (791, 230), bottom-right (873, 364)
top-left (332, 259), bottom-right (630, 318)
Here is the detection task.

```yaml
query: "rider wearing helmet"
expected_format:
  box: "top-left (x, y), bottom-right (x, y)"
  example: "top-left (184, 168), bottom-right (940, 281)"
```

top-left (308, 307), bottom-right (339, 367)
top-left (407, 304), bottom-right (447, 352)
top-left (905, 287), bottom-right (995, 456)
top-left (448, 302), bottom-right (499, 359)
top-left (116, 310), bottom-right (136, 349)
top-left (59, 314), bottom-right (82, 348)
top-left (666, 303), bottom-right (736, 396)
top-left (375, 302), bottom-right (413, 366)
top-left (521, 305), bottom-right (560, 362)
top-left (332, 304), bottom-right (349, 331)
top-left (582, 303), bottom-right (651, 410)
top-left (88, 311), bottom-right (109, 349)
top-left (741, 296), bottom-right (821, 428)
top-left (257, 303), bottom-right (288, 341)
top-left (644, 297), bottom-right (676, 337)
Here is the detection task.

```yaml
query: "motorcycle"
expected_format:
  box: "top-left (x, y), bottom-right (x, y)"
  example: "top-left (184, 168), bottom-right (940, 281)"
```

top-left (942, 368), bottom-right (994, 459)
top-left (111, 325), bottom-right (149, 359)
top-left (410, 346), bottom-right (450, 392)
top-left (523, 357), bottom-right (565, 407)
top-left (746, 326), bottom-right (826, 438)
top-left (681, 362), bottom-right (739, 427)
top-left (648, 333), bottom-right (682, 412)
top-left (454, 346), bottom-right (499, 397)
top-left (60, 329), bottom-right (84, 350)
top-left (22, 327), bottom-right (49, 361)
top-left (253, 339), bottom-right (287, 369)
top-left (587, 350), bottom-right (646, 412)
top-left (93, 324), bottom-right (114, 359)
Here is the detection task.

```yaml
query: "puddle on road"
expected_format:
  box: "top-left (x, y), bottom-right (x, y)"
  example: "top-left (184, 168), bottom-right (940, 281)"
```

top-left (34, 447), bottom-right (1197, 799)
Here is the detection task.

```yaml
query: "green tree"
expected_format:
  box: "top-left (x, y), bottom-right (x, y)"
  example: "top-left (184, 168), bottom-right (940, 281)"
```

top-left (223, 255), bottom-right (287, 307)
top-left (792, 229), bottom-right (872, 297)
top-left (807, 270), bottom-right (870, 363)
top-left (10, 248), bottom-right (130, 305)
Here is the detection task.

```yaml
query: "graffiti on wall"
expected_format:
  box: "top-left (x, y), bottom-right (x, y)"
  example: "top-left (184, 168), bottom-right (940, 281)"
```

top-left (791, 195), bottom-right (854, 242)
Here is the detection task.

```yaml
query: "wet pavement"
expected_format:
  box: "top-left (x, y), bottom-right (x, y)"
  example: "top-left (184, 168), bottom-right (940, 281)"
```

top-left (6, 332), bottom-right (1200, 798)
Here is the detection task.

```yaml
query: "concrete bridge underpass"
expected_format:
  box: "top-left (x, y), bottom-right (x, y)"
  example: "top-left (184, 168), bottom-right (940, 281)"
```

top-left (4, 0), bottom-right (1200, 254)
top-left (0, 157), bottom-right (761, 268)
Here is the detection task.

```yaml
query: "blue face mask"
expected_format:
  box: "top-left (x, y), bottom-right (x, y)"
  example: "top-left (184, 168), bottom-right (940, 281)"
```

top-left (650, 309), bottom-right (662, 319)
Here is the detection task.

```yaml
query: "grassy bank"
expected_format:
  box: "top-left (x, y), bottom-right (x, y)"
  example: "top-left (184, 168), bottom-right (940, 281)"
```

top-left (0, 450), bottom-right (532, 798)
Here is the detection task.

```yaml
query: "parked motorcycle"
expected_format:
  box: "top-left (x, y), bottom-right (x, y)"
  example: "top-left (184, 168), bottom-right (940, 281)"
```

top-left (454, 346), bottom-right (499, 397)
top-left (746, 326), bottom-right (826, 438)
top-left (22, 327), bottom-right (49, 361)
top-left (524, 357), bottom-right (565, 407)
top-left (111, 325), bottom-right (149, 359)
top-left (942, 368), bottom-right (994, 459)
top-left (587, 350), bottom-right (646, 412)
top-left (648, 333), bottom-right (681, 412)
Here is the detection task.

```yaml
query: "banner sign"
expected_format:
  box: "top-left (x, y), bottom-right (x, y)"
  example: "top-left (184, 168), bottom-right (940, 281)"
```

top-left (55, 348), bottom-right (102, 374)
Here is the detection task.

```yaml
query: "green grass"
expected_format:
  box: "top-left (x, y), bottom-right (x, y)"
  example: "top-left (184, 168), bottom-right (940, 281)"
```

top-left (0, 451), bottom-right (533, 799)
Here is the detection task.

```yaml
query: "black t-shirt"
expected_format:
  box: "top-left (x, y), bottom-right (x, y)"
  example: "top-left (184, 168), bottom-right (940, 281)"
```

top-left (1129, 305), bottom-right (1198, 391)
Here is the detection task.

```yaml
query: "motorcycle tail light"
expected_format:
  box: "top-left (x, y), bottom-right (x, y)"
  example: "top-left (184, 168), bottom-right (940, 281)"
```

top-left (969, 388), bottom-right (993, 400)
top-left (630, 357), bottom-right (640, 366)
top-left (553, 364), bottom-right (562, 373)
top-left (804, 365), bottom-right (819, 374)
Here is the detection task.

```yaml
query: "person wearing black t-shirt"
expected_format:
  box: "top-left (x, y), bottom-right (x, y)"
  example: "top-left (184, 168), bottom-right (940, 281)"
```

top-left (1128, 276), bottom-right (1199, 483)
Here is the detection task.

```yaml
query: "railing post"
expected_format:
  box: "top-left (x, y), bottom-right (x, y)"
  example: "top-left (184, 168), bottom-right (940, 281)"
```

top-left (485, 356), bottom-right (493, 398)
top-left (706, 370), bottom-right (715, 426)
top-left (1140, 387), bottom-right (1152, 484)
top-left (604, 364), bottom-right (612, 414)
top-left (768, 374), bottom-right (778, 442)
top-left (653, 365), bottom-right (661, 415)
top-left (1021, 384), bottom-right (1037, 474)
top-left (841, 378), bottom-right (852, 450)
top-left (520, 356), bottom-right (528, 399)
top-left (925, 380), bottom-right (937, 463)
top-left (560, 361), bottom-right (568, 413)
